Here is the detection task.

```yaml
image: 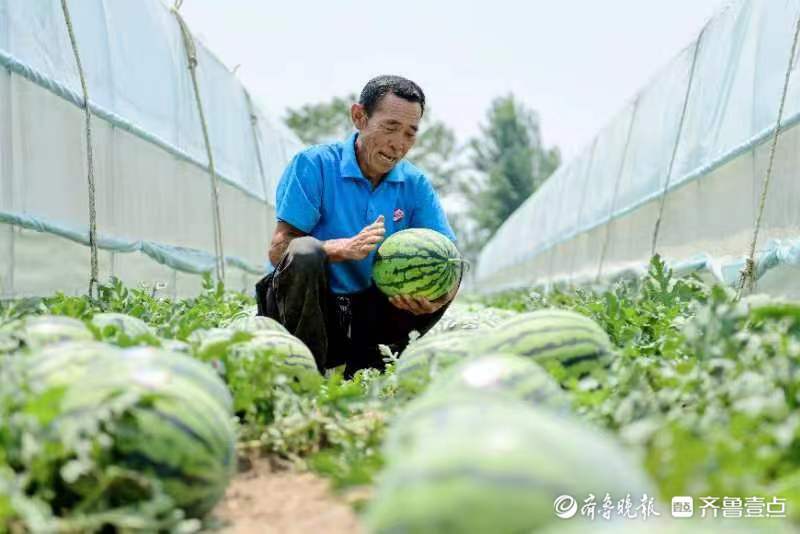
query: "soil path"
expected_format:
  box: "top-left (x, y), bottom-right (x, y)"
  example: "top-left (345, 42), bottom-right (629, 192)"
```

top-left (214, 457), bottom-right (364, 534)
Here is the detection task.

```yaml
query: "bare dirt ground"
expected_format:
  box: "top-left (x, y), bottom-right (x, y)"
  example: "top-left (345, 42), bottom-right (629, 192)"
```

top-left (213, 456), bottom-right (364, 534)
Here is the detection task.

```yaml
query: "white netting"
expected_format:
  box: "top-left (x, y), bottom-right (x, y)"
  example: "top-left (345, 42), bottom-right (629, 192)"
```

top-left (0, 0), bottom-right (302, 298)
top-left (477, 0), bottom-right (800, 297)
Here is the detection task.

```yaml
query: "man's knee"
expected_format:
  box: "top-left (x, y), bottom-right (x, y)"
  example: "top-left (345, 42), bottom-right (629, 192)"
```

top-left (285, 236), bottom-right (326, 274)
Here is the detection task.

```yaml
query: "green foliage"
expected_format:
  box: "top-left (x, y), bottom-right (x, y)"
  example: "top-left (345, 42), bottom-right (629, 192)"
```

top-left (480, 256), bottom-right (800, 521)
top-left (8, 257), bottom-right (800, 528)
top-left (464, 94), bottom-right (561, 242)
top-left (39, 274), bottom-right (251, 341)
top-left (0, 363), bottom-right (198, 532)
top-left (285, 93), bottom-right (356, 145)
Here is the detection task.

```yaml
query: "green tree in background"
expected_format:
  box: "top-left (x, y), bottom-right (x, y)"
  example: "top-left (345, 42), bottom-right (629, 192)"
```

top-left (285, 94), bottom-right (356, 146)
top-left (464, 94), bottom-right (561, 242)
top-left (284, 95), bottom-right (462, 195)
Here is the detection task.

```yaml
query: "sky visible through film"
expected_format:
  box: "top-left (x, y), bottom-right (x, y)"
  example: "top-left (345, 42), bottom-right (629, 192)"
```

top-left (182, 0), bottom-right (728, 159)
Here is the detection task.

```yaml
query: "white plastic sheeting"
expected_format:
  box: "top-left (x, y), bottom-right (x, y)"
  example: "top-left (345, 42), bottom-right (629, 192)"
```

top-left (476, 0), bottom-right (800, 296)
top-left (0, 0), bottom-right (303, 298)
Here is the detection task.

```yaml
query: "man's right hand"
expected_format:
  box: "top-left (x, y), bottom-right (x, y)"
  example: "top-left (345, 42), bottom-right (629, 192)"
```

top-left (323, 216), bottom-right (385, 262)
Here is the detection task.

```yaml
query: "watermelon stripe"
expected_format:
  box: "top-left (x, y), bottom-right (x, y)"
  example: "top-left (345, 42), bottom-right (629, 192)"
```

top-left (376, 267), bottom-right (451, 287)
top-left (483, 325), bottom-right (606, 351)
top-left (500, 314), bottom-right (605, 331)
top-left (123, 451), bottom-right (217, 486)
top-left (149, 408), bottom-right (218, 457)
top-left (278, 359), bottom-right (317, 369)
top-left (379, 268), bottom-right (452, 297)
top-left (520, 339), bottom-right (603, 363)
top-left (410, 230), bottom-right (454, 258)
top-left (560, 351), bottom-right (606, 367)
top-left (374, 229), bottom-right (461, 300)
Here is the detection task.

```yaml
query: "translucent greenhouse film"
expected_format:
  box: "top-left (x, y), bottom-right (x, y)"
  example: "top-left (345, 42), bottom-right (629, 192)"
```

top-left (476, 0), bottom-right (800, 297)
top-left (0, 0), bottom-right (303, 299)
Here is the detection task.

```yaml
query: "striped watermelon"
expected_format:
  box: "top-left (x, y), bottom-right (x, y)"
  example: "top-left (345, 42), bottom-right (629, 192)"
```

top-left (432, 353), bottom-right (569, 411)
top-left (26, 343), bottom-right (233, 416)
top-left (55, 358), bottom-right (236, 518)
top-left (372, 228), bottom-right (463, 300)
top-left (26, 341), bottom-right (120, 386)
top-left (395, 331), bottom-right (480, 393)
top-left (19, 315), bottom-right (95, 349)
top-left (189, 328), bottom-right (251, 361)
top-left (426, 303), bottom-right (517, 335)
top-left (90, 312), bottom-right (157, 346)
top-left (470, 309), bottom-right (613, 375)
top-left (226, 315), bottom-right (287, 335)
top-left (119, 347), bottom-right (234, 414)
top-left (371, 394), bottom-right (653, 533)
top-left (229, 331), bottom-right (320, 390)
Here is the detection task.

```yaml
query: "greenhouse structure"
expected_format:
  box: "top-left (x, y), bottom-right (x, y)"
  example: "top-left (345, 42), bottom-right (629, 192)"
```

top-left (0, 0), bottom-right (303, 299)
top-left (476, 0), bottom-right (800, 297)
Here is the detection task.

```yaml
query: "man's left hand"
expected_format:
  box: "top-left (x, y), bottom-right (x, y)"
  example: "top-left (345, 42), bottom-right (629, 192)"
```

top-left (389, 295), bottom-right (446, 316)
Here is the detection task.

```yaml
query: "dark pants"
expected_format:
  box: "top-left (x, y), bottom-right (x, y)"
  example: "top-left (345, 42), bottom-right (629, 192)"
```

top-left (255, 236), bottom-right (452, 377)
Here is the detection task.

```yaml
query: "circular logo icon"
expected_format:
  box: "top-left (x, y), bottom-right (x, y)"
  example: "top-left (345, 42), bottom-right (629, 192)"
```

top-left (553, 495), bottom-right (578, 519)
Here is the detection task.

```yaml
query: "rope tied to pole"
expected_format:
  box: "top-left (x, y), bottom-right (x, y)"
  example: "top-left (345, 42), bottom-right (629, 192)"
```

top-left (172, 1), bottom-right (226, 283)
top-left (244, 91), bottom-right (271, 206)
top-left (595, 98), bottom-right (639, 282)
top-left (60, 0), bottom-right (99, 298)
top-left (650, 26), bottom-right (706, 257)
top-left (737, 12), bottom-right (800, 296)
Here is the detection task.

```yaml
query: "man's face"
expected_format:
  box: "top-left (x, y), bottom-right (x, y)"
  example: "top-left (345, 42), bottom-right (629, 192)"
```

top-left (351, 93), bottom-right (422, 179)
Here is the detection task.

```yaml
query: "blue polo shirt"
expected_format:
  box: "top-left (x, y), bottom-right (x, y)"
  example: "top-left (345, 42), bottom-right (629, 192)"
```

top-left (275, 132), bottom-right (456, 295)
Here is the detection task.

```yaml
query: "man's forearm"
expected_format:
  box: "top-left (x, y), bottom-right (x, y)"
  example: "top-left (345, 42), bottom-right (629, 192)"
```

top-left (322, 238), bottom-right (353, 263)
top-left (269, 239), bottom-right (290, 267)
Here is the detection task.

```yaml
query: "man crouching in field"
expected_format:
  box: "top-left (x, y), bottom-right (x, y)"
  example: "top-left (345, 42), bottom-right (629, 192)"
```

top-left (255, 75), bottom-right (460, 378)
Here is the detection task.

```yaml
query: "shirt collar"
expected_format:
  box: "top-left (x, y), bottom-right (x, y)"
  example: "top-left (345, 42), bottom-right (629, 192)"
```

top-left (340, 132), bottom-right (406, 183)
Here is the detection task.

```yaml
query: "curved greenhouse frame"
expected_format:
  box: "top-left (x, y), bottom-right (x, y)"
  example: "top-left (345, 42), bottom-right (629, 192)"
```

top-left (0, 0), bottom-right (302, 298)
top-left (477, 0), bottom-right (800, 297)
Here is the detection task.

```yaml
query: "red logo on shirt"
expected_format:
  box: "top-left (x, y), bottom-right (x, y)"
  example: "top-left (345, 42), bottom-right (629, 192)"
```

top-left (393, 208), bottom-right (404, 222)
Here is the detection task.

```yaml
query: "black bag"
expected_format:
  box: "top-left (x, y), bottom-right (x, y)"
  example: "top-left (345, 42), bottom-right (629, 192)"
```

top-left (254, 271), bottom-right (277, 319)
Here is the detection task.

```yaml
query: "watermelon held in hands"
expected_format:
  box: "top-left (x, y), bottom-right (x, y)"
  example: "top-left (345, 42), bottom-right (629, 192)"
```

top-left (372, 228), bottom-right (464, 301)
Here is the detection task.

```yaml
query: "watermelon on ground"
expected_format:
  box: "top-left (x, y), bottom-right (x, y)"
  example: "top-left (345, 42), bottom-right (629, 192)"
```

top-left (431, 352), bottom-right (569, 411)
top-left (120, 347), bottom-right (234, 415)
top-left (26, 341), bottom-right (120, 386)
top-left (55, 358), bottom-right (237, 518)
top-left (229, 331), bottom-right (321, 390)
top-left (370, 394), bottom-right (653, 533)
top-left (89, 312), bottom-right (157, 346)
top-left (18, 315), bottom-right (95, 350)
top-left (188, 327), bottom-right (252, 361)
top-left (394, 330), bottom-right (480, 394)
top-left (426, 303), bottom-right (517, 335)
top-left (470, 309), bottom-right (613, 375)
top-left (225, 315), bottom-right (287, 335)
top-left (372, 228), bottom-right (463, 300)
